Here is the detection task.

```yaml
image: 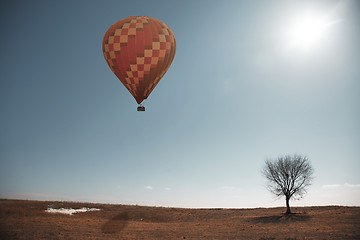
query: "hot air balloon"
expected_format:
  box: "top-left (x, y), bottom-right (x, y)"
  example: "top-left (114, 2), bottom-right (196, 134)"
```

top-left (102, 16), bottom-right (176, 111)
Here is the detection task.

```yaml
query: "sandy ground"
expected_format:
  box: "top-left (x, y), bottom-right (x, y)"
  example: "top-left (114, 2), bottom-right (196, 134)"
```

top-left (1, 199), bottom-right (359, 239)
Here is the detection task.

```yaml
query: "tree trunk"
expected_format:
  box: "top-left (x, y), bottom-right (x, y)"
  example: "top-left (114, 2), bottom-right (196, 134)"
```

top-left (285, 196), bottom-right (291, 214)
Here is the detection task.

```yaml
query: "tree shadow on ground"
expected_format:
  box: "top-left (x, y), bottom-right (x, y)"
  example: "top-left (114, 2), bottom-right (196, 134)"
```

top-left (102, 212), bottom-right (128, 233)
top-left (251, 213), bottom-right (311, 224)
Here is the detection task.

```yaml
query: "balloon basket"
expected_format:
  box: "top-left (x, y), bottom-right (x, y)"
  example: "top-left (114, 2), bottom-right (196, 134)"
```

top-left (137, 105), bottom-right (145, 111)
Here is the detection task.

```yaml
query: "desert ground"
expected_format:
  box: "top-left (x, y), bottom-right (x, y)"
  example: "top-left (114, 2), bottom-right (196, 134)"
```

top-left (0, 199), bottom-right (359, 239)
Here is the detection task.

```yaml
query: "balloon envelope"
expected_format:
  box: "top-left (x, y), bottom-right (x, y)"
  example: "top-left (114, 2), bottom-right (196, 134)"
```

top-left (103, 16), bottom-right (176, 104)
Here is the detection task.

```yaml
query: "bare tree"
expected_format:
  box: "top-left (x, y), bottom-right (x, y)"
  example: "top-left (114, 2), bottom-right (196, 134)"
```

top-left (262, 154), bottom-right (314, 214)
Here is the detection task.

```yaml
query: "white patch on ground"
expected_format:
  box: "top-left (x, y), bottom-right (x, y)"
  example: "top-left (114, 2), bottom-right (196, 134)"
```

top-left (45, 207), bottom-right (100, 215)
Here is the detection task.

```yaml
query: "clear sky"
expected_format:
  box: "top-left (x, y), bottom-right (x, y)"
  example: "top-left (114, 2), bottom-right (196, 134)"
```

top-left (1, 0), bottom-right (359, 208)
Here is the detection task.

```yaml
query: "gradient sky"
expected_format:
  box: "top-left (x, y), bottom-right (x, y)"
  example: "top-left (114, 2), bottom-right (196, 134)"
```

top-left (1, 0), bottom-right (359, 208)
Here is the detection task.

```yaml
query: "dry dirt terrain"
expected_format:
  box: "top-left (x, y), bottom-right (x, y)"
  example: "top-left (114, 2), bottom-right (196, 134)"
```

top-left (1, 199), bottom-right (359, 239)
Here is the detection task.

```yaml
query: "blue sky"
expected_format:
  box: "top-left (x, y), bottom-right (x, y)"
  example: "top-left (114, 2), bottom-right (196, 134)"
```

top-left (1, 0), bottom-right (359, 208)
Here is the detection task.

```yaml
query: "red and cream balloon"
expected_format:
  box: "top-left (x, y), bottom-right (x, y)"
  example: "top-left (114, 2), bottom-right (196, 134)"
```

top-left (103, 16), bottom-right (176, 105)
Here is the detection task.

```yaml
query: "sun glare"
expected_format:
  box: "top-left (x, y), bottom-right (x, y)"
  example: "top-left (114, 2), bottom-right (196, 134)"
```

top-left (285, 11), bottom-right (339, 52)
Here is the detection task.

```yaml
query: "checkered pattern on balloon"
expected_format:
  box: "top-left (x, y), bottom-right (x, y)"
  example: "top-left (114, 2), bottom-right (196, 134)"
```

top-left (103, 16), bottom-right (176, 107)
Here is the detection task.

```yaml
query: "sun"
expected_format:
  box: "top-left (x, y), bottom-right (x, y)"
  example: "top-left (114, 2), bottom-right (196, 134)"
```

top-left (285, 11), bottom-right (339, 52)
